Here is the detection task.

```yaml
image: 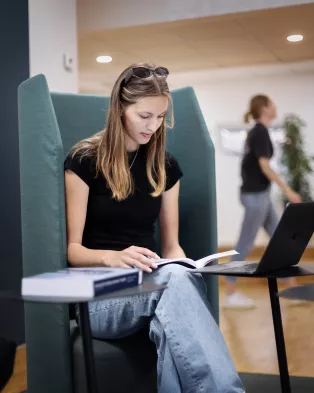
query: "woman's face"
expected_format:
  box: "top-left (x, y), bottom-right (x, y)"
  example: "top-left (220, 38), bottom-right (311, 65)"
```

top-left (122, 95), bottom-right (168, 151)
top-left (264, 101), bottom-right (277, 121)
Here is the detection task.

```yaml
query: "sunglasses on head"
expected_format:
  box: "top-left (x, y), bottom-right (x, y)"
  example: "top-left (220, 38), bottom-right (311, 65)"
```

top-left (123, 66), bottom-right (169, 85)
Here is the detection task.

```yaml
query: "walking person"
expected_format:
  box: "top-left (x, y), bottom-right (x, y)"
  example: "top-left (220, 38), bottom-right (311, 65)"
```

top-left (223, 94), bottom-right (302, 309)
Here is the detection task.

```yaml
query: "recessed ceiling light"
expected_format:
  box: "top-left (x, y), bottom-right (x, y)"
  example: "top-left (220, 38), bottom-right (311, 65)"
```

top-left (287, 34), bottom-right (303, 42)
top-left (96, 55), bottom-right (112, 63)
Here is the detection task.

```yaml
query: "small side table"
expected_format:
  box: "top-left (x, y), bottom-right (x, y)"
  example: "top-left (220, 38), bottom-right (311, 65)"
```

top-left (192, 263), bottom-right (314, 393)
top-left (0, 282), bottom-right (166, 393)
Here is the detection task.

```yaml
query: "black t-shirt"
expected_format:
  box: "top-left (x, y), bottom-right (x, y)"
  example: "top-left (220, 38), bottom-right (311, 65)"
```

top-left (241, 123), bottom-right (274, 193)
top-left (64, 146), bottom-right (183, 252)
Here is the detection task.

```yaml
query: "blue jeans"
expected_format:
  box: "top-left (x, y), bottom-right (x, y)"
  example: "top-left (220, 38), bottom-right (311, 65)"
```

top-left (227, 188), bottom-right (279, 283)
top-left (88, 264), bottom-right (244, 393)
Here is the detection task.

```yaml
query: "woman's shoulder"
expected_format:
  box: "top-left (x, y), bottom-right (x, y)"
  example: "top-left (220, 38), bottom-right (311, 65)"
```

top-left (65, 132), bottom-right (102, 165)
top-left (248, 123), bottom-right (269, 142)
top-left (250, 122), bottom-right (268, 135)
top-left (64, 147), bottom-right (96, 167)
top-left (64, 148), bottom-right (97, 187)
top-left (165, 151), bottom-right (179, 167)
top-left (164, 151), bottom-right (183, 191)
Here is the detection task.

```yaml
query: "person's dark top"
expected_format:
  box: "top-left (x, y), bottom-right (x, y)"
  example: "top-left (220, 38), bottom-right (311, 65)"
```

top-left (64, 146), bottom-right (183, 252)
top-left (241, 122), bottom-right (274, 193)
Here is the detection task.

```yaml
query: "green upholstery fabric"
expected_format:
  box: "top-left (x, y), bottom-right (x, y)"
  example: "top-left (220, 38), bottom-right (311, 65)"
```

top-left (167, 87), bottom-right (219, 319)
top-left (51, 92), bottom-right (110, 156)
top-left (18, 75), bottom-right (71, 393)
top-left (18, 74), bottom-right (218, 393)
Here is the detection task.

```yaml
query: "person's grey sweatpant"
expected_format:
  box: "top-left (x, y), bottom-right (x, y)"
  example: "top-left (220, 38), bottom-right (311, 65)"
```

top-left (226, 188), bottom-right (279, 283)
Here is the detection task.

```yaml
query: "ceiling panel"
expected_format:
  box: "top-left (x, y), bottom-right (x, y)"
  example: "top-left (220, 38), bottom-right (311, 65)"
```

top-left (165, 20), bottom-right (246, 41)
top-left (275, 44), bottom-right (314, 62)
top-left (78, 3), bottom-right (314, 93)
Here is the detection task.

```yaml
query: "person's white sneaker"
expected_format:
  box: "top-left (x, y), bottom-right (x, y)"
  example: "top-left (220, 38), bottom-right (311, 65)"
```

top-left (223, 292), bottom-right (256, 310)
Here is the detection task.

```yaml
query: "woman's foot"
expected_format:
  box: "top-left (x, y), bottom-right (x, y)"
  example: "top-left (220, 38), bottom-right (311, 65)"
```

top-left (223, 292), bottom-right (256, 309)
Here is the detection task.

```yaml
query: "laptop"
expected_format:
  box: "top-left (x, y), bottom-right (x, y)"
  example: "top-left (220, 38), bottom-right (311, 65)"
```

top-left (199, 202), bottom-right (314, 275)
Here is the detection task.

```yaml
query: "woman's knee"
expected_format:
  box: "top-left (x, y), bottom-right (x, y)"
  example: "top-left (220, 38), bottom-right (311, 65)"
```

top-left (147, 263), bottom-right (190, 286)
top-left (159, 263), bottom-right (190, 276)
top-left (160, 264), bottom-right (206, 292)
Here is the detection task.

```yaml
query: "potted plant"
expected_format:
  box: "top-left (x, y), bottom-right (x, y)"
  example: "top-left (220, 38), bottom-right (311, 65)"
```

top-left (281, 114), bottom-right (314, 203)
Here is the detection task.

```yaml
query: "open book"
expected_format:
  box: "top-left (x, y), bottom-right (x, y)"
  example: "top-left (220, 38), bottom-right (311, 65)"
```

top-left (155, 250), bottom-right (238, 269)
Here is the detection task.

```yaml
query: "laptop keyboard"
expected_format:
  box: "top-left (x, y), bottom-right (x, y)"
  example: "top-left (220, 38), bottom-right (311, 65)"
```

top-left (204, 261), bottom-right (258, 273)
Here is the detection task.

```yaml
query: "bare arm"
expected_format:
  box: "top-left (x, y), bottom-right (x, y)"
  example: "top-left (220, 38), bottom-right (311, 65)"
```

top-left (258, 158), bottom-right (301, 203)
top-left (65, 170), bottom-right (158, 272)
top-left (159, 181), bottom-right (186, 259)
top-left (65, 170), bottom-right (113, 267)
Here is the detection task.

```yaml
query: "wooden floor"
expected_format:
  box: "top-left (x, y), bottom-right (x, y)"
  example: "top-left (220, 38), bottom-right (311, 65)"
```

top-left (220, 275), bottom-right (314, 377)
top-left (4, 275), bottom-right (314, 392)
top-left (2, 345), bottom-right (26, 393)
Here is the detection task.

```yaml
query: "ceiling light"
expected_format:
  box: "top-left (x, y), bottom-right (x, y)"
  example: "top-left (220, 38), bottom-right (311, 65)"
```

top-left (287, 34), bottom-right (303, 42)
top-left (96, 55), bottom-right (112, 63)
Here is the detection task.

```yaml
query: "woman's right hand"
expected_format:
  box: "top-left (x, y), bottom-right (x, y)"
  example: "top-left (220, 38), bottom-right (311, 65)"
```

top-left (286, 188), bottom-right (302, 203)
top-left (101, 246), bottom-right (160, 273)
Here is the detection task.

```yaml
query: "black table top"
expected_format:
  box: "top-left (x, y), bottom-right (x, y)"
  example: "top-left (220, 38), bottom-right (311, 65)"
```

top-left (193, 263), bottom-right (314, 278)
top-left (0, 282), bottom-right (166, 304)
top-left (278, 283), bottom-right (314, 301)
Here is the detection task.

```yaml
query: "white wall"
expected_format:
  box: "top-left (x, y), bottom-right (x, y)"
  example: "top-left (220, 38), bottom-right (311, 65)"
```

top-left (170, 64), bottom-right (314, 246)
top-left (28, 0), bottom-right (78, 93)
top-left (78, 0), bottom-right (314, 31)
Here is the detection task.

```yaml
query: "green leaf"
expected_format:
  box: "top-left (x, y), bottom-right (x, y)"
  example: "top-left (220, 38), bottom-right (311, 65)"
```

top-left (281, 114), bottom-right (313, 201)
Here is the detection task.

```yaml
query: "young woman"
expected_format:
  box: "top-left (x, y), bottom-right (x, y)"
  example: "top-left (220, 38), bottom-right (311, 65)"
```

top-left (64, 62), bottom-right (244, 393)
top-left (224, 94), bottom-right (302, 309)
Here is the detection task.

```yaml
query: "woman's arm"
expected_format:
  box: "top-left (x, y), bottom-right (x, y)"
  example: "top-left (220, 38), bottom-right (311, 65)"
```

top-left (65, 170), bottom-right (106, 266)
top-left (65, 170), bottom-right (157, 272)
top-left (159, 181), bottom-right (186, 259)
top-left (258, 158), bottom-right (301, 203)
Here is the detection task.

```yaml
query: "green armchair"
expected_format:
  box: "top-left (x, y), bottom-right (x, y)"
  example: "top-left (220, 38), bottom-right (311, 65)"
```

top-left (18, 74), bottom-right (218, 393)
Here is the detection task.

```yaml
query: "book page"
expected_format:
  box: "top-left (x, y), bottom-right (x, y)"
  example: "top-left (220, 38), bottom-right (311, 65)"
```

top-left (156, 258), bottom-right (196, 268)
top-left (195, 250), bottom-right (238, 268)
top-left (155, 250), bottom-right (238, 269)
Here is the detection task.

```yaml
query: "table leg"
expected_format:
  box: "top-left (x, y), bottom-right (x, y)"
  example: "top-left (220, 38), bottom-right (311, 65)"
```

top-left (78, 302), bottom-right (98, 393)
top-left (268, 278), bottom-right (291, 393)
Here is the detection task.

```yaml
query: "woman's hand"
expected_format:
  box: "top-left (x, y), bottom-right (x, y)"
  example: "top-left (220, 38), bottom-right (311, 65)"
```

top-left (258, 158), bottom-right (302, 204)
top-left (102, 246), bottom-right (160, 273)
top-left (286, 188), bottom-right (302, 203)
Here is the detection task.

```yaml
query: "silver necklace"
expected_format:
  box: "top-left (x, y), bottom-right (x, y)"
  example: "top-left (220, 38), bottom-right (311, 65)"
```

top-left (129, 148), bottom-right (139, 169)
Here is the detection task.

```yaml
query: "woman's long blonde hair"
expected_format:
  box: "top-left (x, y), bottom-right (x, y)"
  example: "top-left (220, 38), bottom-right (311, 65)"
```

top-left (71, 62), bottom-right (174, 200)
